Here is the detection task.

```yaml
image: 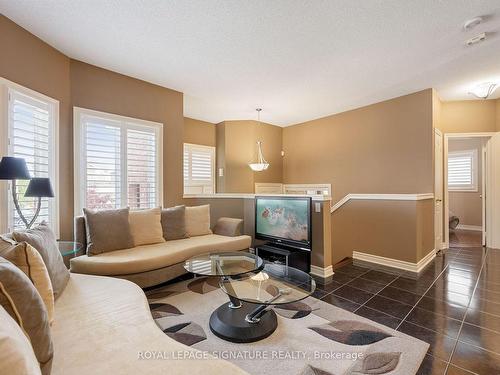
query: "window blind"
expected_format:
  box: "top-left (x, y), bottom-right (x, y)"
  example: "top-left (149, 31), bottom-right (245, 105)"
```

top-left (76, 109), bottom-right (162, 213)
top-left (448, 150), bottom-right (476, 191)
top-left (9, 90), bottom-right (54, 230)
top-left (183, 143), bottom-right (215, 195)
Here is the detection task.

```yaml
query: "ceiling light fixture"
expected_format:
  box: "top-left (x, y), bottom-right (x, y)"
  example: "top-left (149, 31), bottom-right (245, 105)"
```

top-left (463, 16), bottom-right (482, 31)
top-left (248, 108), bottom-right (269, 172)
top-left (468, 82), bottom-right (498, 99)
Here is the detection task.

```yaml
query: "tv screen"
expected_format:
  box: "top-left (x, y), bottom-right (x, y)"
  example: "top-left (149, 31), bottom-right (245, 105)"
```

top-left (255, 196), bottom-right (312, 249)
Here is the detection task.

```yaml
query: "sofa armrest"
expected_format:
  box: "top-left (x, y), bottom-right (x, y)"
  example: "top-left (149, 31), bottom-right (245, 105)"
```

top-left (213, 217), bottom-right (243, 237)
top-left (74, 216), bottom-right (87, 250)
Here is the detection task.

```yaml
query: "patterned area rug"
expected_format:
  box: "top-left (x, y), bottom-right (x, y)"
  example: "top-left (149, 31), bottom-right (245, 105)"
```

top-left (145, 277), bottom-right (428, 375)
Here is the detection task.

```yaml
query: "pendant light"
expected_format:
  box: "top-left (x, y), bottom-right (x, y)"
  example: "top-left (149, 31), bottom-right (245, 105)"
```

top-left (248, 108), bottom-right (269, 172)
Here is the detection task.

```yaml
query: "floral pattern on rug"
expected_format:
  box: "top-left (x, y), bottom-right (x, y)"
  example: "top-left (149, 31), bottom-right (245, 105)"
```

top-left (162, 322), bottom-right (207, 346)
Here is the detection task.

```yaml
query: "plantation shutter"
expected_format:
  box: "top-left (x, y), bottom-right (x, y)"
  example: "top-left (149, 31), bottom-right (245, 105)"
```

top-left (9, 90), bottom-right (54, 230)
top-left (448, 150), bottom-right (476, 191)
top-left (183, 144), bottom-right (215, 195)
top-left (127, 127), bottom-right (157, 209)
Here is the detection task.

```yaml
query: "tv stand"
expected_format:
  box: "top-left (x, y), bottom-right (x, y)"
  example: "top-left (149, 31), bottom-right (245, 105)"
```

top-left (254, 243), bottom-right (311, 273)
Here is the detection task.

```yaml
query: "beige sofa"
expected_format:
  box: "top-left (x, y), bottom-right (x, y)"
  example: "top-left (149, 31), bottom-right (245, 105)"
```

top-left (51, 273), bottom-right (247, 375)
top-left (70, 216), bottom-right (252, 288)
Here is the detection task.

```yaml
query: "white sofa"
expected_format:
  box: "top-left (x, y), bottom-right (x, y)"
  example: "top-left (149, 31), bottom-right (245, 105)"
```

top-left (51, 273), bottom-right (247, 374)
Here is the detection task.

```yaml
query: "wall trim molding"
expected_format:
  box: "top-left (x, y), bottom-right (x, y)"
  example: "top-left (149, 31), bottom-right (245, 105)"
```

top-left (183, 193), bottom-right (332, 201)
top-left (310, 265), bottom-right (334, 278)
top-left (456, 224), bottom-right (482, 232)
top-left (352, 249), bottom-right (436, 273)
top-left (330, 193), bottom-right (435, 213)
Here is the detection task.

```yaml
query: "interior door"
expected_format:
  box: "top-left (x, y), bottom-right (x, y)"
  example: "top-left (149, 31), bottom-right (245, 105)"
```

top-left (486, 132), bottom-right (500, 249)
top-left (434, 129), bottom-right (443, 251)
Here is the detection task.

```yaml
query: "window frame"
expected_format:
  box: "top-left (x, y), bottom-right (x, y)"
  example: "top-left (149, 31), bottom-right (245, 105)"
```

top-left (447, 149), bottom-right (478, 192)
top-left (0, 78), bottom-right (60, 236)
top-left (183, 142), bottom-right (216, 195)
top-left (73, 107), bottom-right (163, 214)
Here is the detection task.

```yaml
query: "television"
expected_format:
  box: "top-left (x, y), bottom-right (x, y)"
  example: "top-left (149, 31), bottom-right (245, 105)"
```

top-left (255, 196), bottom-right (312, 250)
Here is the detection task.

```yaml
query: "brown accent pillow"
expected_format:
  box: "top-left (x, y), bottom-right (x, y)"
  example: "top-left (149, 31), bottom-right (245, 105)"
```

top-left (161, 205), bottom-right (189, 240)
top-left (185, 205), bottom-right (212, 237)
top-left (0, 258), bottom-right (53, 375)
top-left (1, 242), bottom-right (55, 324)
top-left (13, 222), bottom-right (70, 300)
top-left (83, 208), bottom-right (134, 256)
top-left (0, 305), bottom-right (42, 375)
top-left (129, 207), bottom-right (165, 246)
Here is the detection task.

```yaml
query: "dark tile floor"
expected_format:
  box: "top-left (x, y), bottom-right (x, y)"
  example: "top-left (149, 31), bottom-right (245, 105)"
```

top-left (314, 246), bottom-right (500, 375)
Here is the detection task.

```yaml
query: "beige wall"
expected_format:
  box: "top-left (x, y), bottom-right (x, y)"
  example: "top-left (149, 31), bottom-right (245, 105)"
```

top-left (217, 120), bottom-right (283, 193)
top-left (184, 117), bottom-right (216, 146)
top-left (0, 15), bottom-right (72, 238)
top-left (439, 100), bottom-right (497, 134)
top-left (283, 89), bottom-right (435, 265)
top-left (448, 138), bottom-right (485, 227)
top-left (283, 89), bottom-right (434, 200)
top-left (0, 16), bottom-right (185, 239)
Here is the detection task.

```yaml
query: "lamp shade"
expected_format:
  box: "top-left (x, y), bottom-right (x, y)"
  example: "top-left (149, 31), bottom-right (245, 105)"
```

top-left (0, 157), bottom-right (31, 180)
top-left (25, 178), bottom-right (54, 198)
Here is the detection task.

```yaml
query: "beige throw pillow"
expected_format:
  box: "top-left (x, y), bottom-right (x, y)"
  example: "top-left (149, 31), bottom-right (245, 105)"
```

top-left (13, 222), bottom-right (70, 300)
top-left (185, 205), bottom-right (212, 237)
top-left (161, 205), bottom-right (189, 240)
top-left (0, 258), bottom-right (53, 375)
top-left (1, 243), bottom-right (55, 324)
top-left (83, 208), bottom-right (134, 256)
top-left (0, 305), bottom-right (42, 375)
top-left (129, 207), bottom-right (165, 246)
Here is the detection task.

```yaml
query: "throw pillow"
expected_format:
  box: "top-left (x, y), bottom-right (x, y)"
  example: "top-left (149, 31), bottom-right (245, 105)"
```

top-left (13, 222), bottom-right (70, 300)
top-left (161, 205), bottom-right (189, 240)
top-left (1, 242), bottom-right (55, 324)
top-left (129, 207), bottom-right (165, 246)
top-left (0, 258), bottom-right (53, 375)
top-left (0, 305), bottom-right (42, 375)
top-left (185, 205), bottom-right (212, 237)
top-left (83, 207), bottom-right (134, 256)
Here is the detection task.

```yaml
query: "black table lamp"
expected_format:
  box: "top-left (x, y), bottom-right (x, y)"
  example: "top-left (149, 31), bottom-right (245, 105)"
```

top-left (0, 157), bottom-right (54, 229)
top-left (25, 178), bottom-right (55, 228)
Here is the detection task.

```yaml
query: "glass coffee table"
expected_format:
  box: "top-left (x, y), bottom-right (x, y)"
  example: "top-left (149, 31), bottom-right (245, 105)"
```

top-left (184, 253), bottom-right (315, 343)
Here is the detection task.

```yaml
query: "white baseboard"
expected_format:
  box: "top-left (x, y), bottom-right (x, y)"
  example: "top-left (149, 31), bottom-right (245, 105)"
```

top-left (352, 249), bottom-right (436, 273)
top-left (310, 265), bottom-right (334, 278)
top-left (456, 224), bottom-right (482, 232)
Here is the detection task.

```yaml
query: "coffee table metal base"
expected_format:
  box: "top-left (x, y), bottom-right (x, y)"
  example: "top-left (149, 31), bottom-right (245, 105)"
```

top-left (209, 302), bottom-right (277, 343)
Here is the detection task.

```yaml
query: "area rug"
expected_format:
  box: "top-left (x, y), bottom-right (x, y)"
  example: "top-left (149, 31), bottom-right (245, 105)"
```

top-left (145, 277), bottom-right (428, 375)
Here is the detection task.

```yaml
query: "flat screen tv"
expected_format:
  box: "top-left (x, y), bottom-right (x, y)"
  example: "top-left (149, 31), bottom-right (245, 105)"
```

top-left (255, 196), bottom-right (312, 250)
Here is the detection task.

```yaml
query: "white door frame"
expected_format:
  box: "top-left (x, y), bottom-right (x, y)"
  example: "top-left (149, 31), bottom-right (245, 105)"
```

top-left (443, 132), bottom-right (495, 248)
top-left (434, 128), bottom-right (444, 251)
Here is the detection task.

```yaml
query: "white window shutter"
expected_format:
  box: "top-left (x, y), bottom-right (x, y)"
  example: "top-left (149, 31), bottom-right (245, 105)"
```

top-left (9, 90), bottom-right (54, 230)
top-left (448, 150), bottom-right (477, 191)
top-left (183, 143), bottom-right (215, 195)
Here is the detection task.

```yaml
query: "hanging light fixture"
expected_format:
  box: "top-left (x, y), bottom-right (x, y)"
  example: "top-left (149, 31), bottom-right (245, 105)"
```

top-left (248, 108), bottom-right (269, 172)
top-left (468, 82), bottom-right (498, 99)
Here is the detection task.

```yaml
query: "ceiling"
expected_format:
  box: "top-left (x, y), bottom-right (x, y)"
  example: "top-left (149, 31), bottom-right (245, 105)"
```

top-left (1, 0), bottom-right (500, 126)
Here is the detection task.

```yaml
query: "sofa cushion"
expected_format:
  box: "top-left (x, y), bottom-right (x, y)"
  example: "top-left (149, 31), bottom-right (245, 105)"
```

top-left (129, 207), bottom-right (165, 246)
top-left (1, 242), bottom-right (55, 324)
top-left (0, 305), bottom-right (42, 375)
top-left (51, 273), bottom-right (247, 375)
top-left (161, 205), bottom-right (188, 240)
top-left (0, 258), bottom-right (53, 375)
top-left (83, 208), bottom-right (134, 255)
top-left (70, 234), bottom-right (251, 276)
top-left (185, 205), bottom-right (212, 236)
top-left (13, 222), bottom-right (70, 299)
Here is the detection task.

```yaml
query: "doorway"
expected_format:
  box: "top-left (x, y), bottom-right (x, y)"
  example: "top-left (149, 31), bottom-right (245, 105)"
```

top-left (444, 133), bottom-right (494, 248)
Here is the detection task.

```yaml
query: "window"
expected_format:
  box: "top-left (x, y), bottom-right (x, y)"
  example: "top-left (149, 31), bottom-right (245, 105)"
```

top-left (0, 81), bottom-right (59, 234)
top-left (183, 143), bottom-right (215, 195)
top-left (74, 108), bottom-right (163, 214)
top-left (448, 149), bottom-right (477, 191)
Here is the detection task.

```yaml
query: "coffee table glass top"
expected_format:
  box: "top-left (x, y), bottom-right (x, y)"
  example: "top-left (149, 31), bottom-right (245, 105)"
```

top-left (184, 252), bottom-right (263, 276)
top-left (220, 263), bottom-right (316, 306)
